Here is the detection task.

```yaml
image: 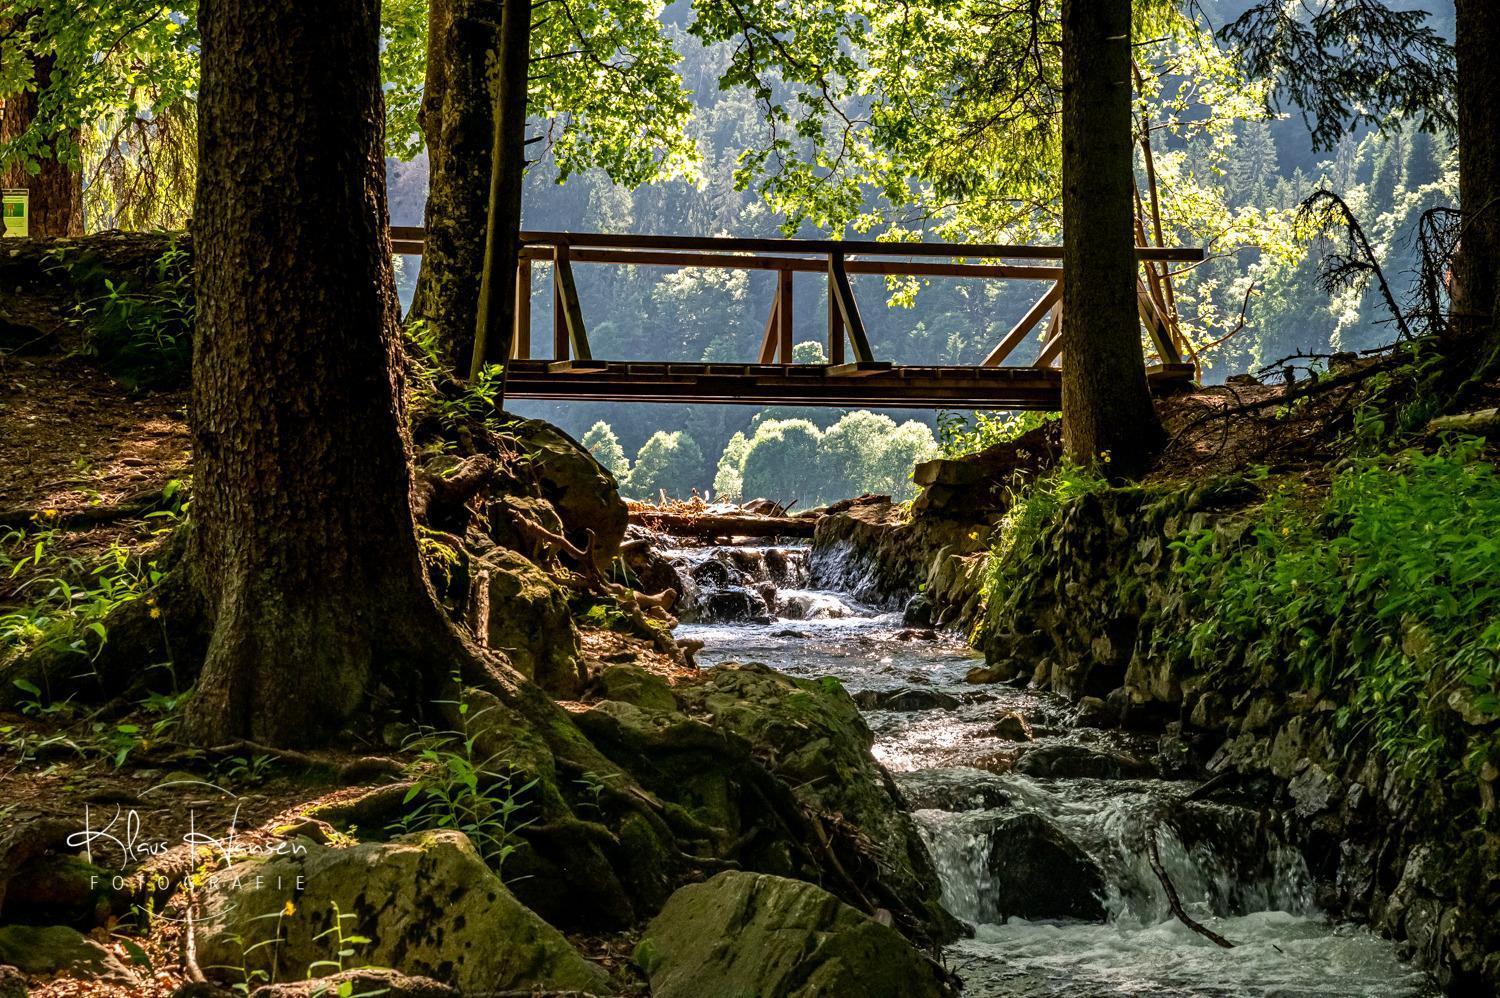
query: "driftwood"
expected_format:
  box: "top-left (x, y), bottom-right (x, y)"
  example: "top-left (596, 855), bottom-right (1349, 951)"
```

top-left (630, 510), bottom-right (817, 538)
top-left (1146, 827), bottom-right (1235, 949)
top-left (1426, 407), bottom-right (1500, 438)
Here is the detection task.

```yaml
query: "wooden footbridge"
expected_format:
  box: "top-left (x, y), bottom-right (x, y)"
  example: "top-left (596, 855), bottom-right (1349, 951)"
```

top-left (390, 227), bottom-right (1203, 410)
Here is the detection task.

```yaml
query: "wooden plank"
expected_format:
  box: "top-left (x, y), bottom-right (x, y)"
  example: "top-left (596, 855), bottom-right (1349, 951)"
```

top-left (758, 294), bottom-right (781, 364)
top-left (547, 360), bottom-right (608, 372)
top-left (516, 246), bottom-right (1069, 280)
top-left (829, 252), bottom-right (873, 364)
top-left (776, 268), bottom-right (794, 363)
top-left (514, 229), bottom-right (1206, 263)
top-left (828, 362), bottom-right (894, 377)
top-left (828, 291), bottom-right (845, 366)
top-left (513, 258), bottom-right (532, 359)
top-left (1041, 300), bottom-right (1063, 368)
top-left (394, 226), bottom-right (1207, 263)
top-left (983, 280), bottom-right (1062, 367)
top-left (553, 246), bottom-right (592, 361)
top-left (1036, 313), bottom-right (1065, 367)
top-left (552, 265), bottom-right (568, 361)
top-left (1137, 282), bottom-right (1177, 364)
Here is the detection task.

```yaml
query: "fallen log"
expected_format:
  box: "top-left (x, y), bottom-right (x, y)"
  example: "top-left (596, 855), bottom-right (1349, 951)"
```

top-left (630, 510), bottom-right (818, 538)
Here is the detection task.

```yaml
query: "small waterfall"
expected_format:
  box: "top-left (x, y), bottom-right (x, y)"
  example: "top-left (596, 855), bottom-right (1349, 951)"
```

top-left (916, 774), bottom-right (1314, 932)
top-left (671, 536), bottom-right (1437, 996)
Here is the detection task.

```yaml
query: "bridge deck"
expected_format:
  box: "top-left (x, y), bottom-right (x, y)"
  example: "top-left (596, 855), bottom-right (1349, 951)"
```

top-left (505, 359), bottom-right (1196, 409)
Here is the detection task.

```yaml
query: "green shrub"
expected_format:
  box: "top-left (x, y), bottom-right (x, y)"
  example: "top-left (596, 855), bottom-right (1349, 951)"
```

top-left (1171, 438), bottom-right (1500, 802)
top-left (59, 238), bottom-right (195, 389)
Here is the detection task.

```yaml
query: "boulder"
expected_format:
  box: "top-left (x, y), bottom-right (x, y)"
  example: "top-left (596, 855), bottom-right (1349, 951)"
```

top-left (1014, 742), bottom-right (1154, 780)
top-left (0, 853), bottom-right (120, 927)
top-left (1074, 695), bottom-right (1118, 729)
top-left (990, 712), bottom-right (1033, 742)
top-left (690, 558), bottom-right (736, 588)
top-left (512, 419), bottom-right (628, 567)
top-left (251, 970), bottom-right (457, 998)
top-left (636, 872), bottom-right (955, 998)
top-left (0, 924), bottom-right (135, 984)
top-left (700, 587), bottom-right (770, 623)
top-left (487, 494), bottom-right (567, 558)
top-left (478, 549), bottom-right (584, 696)
top-left (616, 528), bottom-right (682, 597)
top-left (986, 812), bottom-right (1106, 921)
top-left (852, 687), bottom-right (961, 712)
top-left (597, 664), bottom-right (678, 713)
top-left (576, 663), bottom-right (962, 944)
top-left (193, 831), bottom-right (610, 995)
top-left (902, 593), bottom-right (934, 627)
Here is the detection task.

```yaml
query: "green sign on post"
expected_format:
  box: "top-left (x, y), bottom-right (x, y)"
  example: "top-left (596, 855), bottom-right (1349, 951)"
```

top-left (2, 189), bottom-right (29, 238)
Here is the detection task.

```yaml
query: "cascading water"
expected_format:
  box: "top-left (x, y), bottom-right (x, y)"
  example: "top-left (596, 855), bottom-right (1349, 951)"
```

top-left (670, 540), bottom-right (1439, 997)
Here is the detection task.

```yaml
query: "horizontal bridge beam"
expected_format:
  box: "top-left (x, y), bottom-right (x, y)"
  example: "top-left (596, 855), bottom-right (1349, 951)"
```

top-left (500, 360), bottom-right (1193, 411)
top-left (388, 226), bottom-right (1205, 264)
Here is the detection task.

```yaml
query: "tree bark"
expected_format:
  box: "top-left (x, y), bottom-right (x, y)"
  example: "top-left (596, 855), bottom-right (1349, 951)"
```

top-left (1059, 0), bottom-right (1163, 478)
top-left (471, 0), bottom-right (533, 379)
top-left (406, 0), bottom-right (504, 372)
top-left (188, 0), bottom-right (462, 745)
top-left (0, 21), bottom-right (84, 238)
top-left (1452, 0), bottom-right (1500, 353)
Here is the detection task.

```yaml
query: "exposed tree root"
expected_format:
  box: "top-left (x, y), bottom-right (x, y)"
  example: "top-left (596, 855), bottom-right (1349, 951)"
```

top-left (0, 484), bottom-right (180, 532)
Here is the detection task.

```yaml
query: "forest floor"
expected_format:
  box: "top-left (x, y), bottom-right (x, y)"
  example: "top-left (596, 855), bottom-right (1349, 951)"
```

top-left (0, 344), bottom-right (689, 996)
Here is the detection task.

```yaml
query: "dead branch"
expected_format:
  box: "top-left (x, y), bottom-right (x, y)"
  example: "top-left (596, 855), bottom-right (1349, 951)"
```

top-left (1146, 827), bottom-right (1234, 948)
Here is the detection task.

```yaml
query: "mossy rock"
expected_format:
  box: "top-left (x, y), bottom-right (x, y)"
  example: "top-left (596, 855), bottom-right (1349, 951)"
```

top-left (0, 924), bottom-right (136, 983)
top-left (512, 420), bottom-right (628, 568)
top-left (579, 663), bottom-right (962, 945)
top-left (193, 830), bottom-right (610, 995)
top-left (598, 664), bottom-right (678, 713)
top-left (636, 871), bottom-right (956, 998)
top-left (480, 548), bottom-right (584, 696)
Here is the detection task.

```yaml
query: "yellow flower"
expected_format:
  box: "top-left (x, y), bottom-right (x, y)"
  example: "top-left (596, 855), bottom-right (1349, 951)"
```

top-left (282, 900), bottom-right (297, 917)
top-left (42, 509), bottom-right (59, 519)
top-left (1100, 451), bottom-right (1112, 464)
top-left (149, 608), bottom-right (162, 619)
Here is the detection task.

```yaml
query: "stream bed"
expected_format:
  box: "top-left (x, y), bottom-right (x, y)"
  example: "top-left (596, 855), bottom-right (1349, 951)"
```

top-left (670, 543), bottom-right (1438, 997)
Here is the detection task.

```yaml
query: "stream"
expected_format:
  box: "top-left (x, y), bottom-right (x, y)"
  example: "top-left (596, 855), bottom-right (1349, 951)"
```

top-left (668, 542), bottom-right (1438, 997)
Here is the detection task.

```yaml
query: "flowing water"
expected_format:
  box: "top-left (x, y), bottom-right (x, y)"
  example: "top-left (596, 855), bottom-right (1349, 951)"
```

top-left (670, 542), bottom-right (1438, 997)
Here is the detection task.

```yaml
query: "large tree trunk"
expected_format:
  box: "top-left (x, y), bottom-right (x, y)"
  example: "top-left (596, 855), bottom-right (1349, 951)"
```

top-left (187, 0), bottom-right (461, 745)
top-left (406, 0), bottom-right (503, 372)
top-left (0, 31), bottom-right (84, 238)
top-left (471, 0), bottom-right (533, 379)
top-left (1452, 0), bottom-right (1500, 355)
top-left (1058, 0), bottom-right (1163, 478)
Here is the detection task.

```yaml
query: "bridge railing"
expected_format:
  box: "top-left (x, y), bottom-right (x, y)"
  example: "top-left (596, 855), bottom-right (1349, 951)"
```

top-left (389, 227), bottom-right (1205, 372)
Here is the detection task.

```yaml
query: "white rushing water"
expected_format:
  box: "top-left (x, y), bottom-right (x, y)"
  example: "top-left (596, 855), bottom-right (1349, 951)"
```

top-left (672, 543), bottom-right (1438, 997)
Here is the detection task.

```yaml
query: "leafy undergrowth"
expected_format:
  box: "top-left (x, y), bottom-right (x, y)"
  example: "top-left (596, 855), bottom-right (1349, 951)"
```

top-left (1170, 437), bottom-right (1500, 801)
top-left (979, 419), bottom-right (1500, 821)
top-left (49, 237), bottom-right (196, 391)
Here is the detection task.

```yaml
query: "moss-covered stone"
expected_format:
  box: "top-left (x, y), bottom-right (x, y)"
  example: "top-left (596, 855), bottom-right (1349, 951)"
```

top-left (193, 830), bottom-right (611, 995)
top-left (636, 871), bottom-right (956, 998)
top-left (0, 924), bottom-right (135, 983)
top-left (478, 548), bottom-right (584, 696)
top-left (579, 662), bottom-right (962, 945)
top-left (512, 419), bottom-right (628, 567)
